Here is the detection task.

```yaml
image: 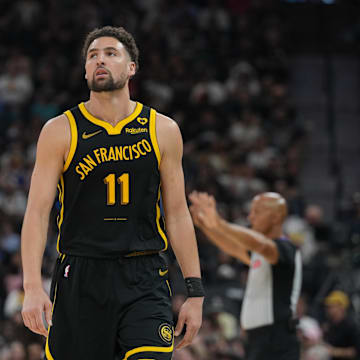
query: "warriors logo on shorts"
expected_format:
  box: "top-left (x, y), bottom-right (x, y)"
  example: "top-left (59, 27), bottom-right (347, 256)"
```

top-left (158, 323), bottom-right (173, 344)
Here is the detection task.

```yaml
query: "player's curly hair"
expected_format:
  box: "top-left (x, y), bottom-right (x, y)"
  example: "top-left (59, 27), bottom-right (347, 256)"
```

top-left (82, 26), bottom-right (139, 72)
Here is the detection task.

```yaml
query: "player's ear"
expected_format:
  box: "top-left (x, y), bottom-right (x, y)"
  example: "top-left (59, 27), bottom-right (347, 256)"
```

top-left (129, 62), bottom-right (136, 77)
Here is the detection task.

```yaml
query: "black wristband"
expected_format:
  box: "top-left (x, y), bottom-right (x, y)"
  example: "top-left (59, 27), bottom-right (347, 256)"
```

top-left (185, 277), bottom-right (205, 297)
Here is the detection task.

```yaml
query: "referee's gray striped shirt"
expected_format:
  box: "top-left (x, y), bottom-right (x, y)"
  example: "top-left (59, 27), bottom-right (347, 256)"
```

top-left (241, 238), bottom-right (302, 330)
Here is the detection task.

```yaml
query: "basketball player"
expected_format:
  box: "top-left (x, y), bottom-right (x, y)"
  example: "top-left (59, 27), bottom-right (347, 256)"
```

top-left (189, 191), bottom-right (302, 360)
top-left (21, 26), bottom-right (204, 360)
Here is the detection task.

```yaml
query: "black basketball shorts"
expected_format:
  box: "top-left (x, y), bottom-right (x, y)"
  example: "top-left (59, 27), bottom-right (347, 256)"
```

top-left (45, 253), bottom-right (174, 360)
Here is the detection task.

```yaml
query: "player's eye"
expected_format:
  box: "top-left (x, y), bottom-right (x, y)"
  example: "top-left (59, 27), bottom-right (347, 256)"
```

top-left (89, 53), bottom-right (97, 59)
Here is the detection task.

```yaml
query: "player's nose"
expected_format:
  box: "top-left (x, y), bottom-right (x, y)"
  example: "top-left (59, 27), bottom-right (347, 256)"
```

top-left (96, 52), bottom-right (105, 65)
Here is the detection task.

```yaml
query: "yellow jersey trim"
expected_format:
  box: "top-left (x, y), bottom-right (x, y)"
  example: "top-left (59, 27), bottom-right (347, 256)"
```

top-left (149, 109), bottom-right (161, 168)
top-left (156, 185), bottom-right (168, 251)
top-left (56, 175), bottom-right (65, 254)
top-left (45, 281), bottom-right (59, 360)
top-left (166, 279), bottom-right (172, 297)
top-left (45, 340), bottom-right (54, 360)
top-left (122, 341), bottom-right (174, 360)
top-left (150, 108), bottom-right (167, 250)
top-left (78, 102), bottom-right (143, 135)
top-left (63, 110), bottom-right (78, 172)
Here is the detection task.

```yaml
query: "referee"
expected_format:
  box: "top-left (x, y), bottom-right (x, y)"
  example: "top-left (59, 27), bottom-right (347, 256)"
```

top-left (189, 191), bottom-right (302, 360)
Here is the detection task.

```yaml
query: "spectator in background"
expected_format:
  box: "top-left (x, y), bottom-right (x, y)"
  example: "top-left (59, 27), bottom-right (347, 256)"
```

top-left (8, 341), bottom-right (26, 360)
top-left (283, 209), bottom-right (317, 265)
top-left (0, 222), bottom-right (20, 255)
top-left (0, 55), bottom-right (33, 115)
top-left (344, 193), bottom-right (360, 251)
top-left (322, 291), bottom-right (360, 360)
top-left (305, 205), bottom-right (333, 246)
top-left (27, 342), bottom-right (43, 360)
top-left (172, 348), bottom-right (196, 360)
top-left (298, 317), bottom-right (330, 360)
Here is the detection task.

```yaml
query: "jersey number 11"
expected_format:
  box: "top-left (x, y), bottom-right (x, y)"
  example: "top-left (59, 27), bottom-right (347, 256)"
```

top-left (103, 173), bottom-right (130, 205)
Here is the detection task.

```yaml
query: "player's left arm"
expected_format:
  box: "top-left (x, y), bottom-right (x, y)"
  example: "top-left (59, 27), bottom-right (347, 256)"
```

top-left (156, 113), bottom-right (203, 349)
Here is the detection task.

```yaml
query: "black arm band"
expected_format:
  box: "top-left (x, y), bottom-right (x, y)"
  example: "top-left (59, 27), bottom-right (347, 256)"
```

top-left (185, 277), bottom-right (205, 297)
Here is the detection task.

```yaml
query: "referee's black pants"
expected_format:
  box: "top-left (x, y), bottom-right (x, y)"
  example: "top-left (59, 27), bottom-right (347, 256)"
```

top-left (245, 321), bottom-right (300, 360)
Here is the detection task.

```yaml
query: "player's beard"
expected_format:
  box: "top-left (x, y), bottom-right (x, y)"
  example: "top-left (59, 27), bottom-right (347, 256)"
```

top-left (88, 70), bottom-right (128, 92)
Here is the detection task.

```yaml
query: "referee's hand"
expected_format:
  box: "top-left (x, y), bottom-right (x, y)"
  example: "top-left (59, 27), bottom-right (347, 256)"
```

top-left (189, 191), bottom-right (219, 230)
top-left (174, 297), bottom-right (203, 349)
top-left (22, 288), bottom-right (53, 337)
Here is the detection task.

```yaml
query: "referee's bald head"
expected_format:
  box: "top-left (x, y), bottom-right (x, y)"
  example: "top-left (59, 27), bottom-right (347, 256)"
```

top-left (253, 192), bottom-right (288, 222)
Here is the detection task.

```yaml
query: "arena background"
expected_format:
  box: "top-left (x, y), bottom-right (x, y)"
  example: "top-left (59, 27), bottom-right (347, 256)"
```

top-left (0, 0), bottom-right (359, 359)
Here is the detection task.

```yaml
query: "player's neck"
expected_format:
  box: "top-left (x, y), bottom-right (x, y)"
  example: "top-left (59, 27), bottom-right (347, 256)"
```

top-left (86, 88), bottom-right (135, 126)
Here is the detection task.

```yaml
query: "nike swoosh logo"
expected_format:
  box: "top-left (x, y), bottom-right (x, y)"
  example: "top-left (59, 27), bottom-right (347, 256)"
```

top-left (159, 269), bottom-right (168, 276)
top-left (82, 130), bottom-right (102, 139)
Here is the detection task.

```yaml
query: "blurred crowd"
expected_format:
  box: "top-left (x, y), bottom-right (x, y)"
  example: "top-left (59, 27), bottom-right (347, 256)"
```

top-left (0, 0), bottom-right (359, 359)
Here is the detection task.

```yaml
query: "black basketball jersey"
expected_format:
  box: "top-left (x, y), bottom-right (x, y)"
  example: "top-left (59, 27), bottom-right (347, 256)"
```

top-left (55, 102), bottom-right (168, 258)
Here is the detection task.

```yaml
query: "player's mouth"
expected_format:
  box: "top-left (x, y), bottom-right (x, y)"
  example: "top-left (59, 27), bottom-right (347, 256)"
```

top-left (95, 68), bottom-right (109, 78)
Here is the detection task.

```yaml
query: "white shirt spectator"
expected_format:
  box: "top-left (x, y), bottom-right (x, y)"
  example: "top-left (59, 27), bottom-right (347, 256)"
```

top-left (0, 73), bottom-right (33, 106)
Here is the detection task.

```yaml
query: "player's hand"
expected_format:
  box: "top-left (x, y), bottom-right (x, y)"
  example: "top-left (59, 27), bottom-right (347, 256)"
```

top-left (174, 297), bottom-right (203, 349)
top-left (188, 191), bottom-right (219, 229)
top-left (22, 287), bottom-right (53, 337)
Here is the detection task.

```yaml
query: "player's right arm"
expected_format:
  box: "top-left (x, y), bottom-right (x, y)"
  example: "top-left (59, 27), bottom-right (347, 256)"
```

top-left (21, 114), bottom-right (70, 337)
